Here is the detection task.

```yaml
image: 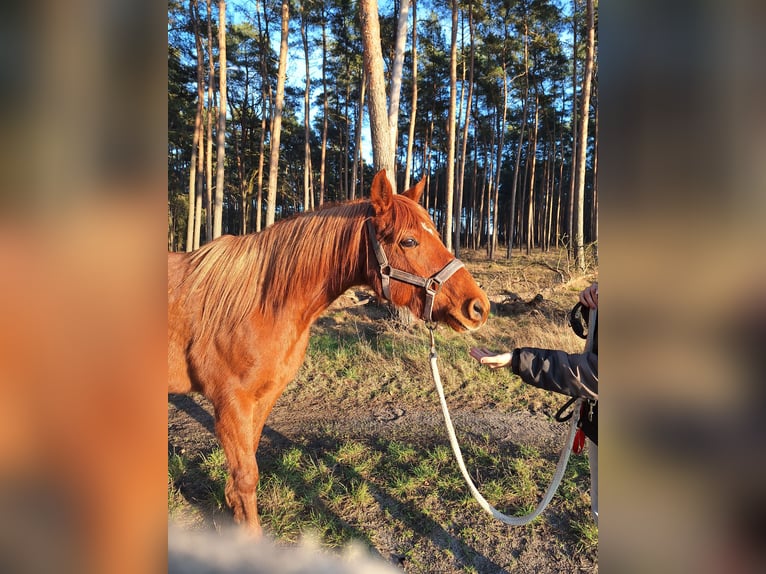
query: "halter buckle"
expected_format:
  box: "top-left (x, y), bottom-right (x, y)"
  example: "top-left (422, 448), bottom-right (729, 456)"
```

top-left (425, 277), bottom-right (442, 296)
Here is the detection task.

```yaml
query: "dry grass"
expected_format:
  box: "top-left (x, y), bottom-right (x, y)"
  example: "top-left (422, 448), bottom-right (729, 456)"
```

top-left (168, 245), bottom-right (599, 573)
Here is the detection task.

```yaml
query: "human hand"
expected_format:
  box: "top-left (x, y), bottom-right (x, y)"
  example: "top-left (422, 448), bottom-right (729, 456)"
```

top-left (579, 282), bottom-right (598, 309)
top-left (469, 347), bottom-right (512, 369)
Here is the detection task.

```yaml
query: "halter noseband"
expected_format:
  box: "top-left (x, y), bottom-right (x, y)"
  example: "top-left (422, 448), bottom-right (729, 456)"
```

top-left (366, 220), bottom-right (465, 323)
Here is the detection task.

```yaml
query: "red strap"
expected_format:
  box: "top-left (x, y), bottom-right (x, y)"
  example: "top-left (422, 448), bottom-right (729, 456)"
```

top-left (572, 428), bottom-right (586, 454)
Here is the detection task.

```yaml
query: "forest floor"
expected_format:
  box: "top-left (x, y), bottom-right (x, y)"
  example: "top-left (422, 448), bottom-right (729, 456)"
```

top-left (168, 246), bottom-right (599, 573)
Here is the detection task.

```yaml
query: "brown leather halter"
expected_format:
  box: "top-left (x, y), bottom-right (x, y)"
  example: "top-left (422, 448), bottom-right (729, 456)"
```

top-left (366, 220), bottom-right (465, 323)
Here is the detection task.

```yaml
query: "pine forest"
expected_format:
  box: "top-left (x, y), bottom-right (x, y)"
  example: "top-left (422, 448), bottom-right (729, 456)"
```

top-left (168, 0), bottom-right (598, 268)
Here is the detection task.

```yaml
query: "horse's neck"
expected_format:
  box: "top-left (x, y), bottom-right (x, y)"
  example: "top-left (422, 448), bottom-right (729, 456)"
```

top-left (276, 212), bottom-right (368, 325)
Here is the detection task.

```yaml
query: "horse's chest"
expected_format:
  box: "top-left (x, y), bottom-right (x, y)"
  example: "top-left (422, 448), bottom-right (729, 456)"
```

top-left (250, 328), bottom-right (310, 379)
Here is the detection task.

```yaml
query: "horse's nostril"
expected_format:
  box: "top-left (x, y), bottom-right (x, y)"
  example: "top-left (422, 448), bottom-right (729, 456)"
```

top-left (470, 298), bottom-right (485, 320)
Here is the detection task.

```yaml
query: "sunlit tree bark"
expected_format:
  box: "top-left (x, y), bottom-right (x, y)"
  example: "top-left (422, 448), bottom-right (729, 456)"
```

top-left (388, 0), bottom-right (410, 154)
top-left (265, 0), bottom-right (289, 227)
top-left (301, 1), bottom-right (313, 211)
top-left (454, 1), bottom-right (474, 259)
top-left (444, 0), bottom-right (458, 251)
top-left (574, 0), bottom-right (595, 270)
top-left (212, 0), bottom-right (227, 239)
top-left (403, 0), bottom-right (418, 191)
top-left (359, 0), bottom-right (395, 191)
top-left (319, 6), bottom-right (328, 205)
top-left (187, 0), bottom-right (205, 252)
top-left (204, 0), bottom-right (214, 244)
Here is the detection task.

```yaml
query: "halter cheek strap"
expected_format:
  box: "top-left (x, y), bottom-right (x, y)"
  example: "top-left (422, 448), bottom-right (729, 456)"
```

top-left (366, 220), bottom-right (464, 323)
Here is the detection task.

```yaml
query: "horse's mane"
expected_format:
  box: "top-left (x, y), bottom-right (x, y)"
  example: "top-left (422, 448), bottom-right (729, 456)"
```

top-left (182, 200), bottom-right (371, 347)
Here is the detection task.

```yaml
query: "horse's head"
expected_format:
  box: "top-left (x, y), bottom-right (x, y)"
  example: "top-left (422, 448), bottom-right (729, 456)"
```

top-left (366, 170), bottom-right (490, 332)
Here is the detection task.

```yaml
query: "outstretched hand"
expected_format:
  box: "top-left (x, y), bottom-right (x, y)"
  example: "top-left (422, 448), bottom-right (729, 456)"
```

top-left (469, 347), bottom-right (512, 369)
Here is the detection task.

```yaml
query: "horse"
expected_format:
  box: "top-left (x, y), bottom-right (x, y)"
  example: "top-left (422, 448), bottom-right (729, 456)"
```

top-left (168, 170), bottom-right (490, 535)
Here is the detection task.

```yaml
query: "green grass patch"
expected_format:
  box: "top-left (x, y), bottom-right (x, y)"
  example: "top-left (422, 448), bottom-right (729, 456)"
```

top-left (170, 250), bottom-right (598, 569)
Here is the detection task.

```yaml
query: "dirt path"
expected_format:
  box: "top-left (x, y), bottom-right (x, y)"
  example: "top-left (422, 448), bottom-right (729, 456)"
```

top-left (169, 392), bottom-right (597, 574)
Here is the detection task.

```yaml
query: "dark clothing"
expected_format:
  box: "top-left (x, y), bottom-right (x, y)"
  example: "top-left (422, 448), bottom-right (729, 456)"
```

top-left (510, 304), bottom-right (598, 444)
top-left (511, 348), bottom-right (598, 401)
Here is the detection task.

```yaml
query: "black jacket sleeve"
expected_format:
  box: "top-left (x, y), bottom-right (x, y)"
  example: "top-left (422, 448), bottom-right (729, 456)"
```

top-left (511, 347), bottom-right (598, 400)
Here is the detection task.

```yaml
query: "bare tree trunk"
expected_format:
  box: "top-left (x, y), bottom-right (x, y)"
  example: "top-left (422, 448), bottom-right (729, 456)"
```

top-left (266, 0), bottom-right (289, 227)
top-left (507, 25), bottom-right (528, 259)
top-left (388, 0), bottom-right (410, 154)
top-left (444, 0), bottom-right (458, 251)
top-left (229, 100), bottom-right (244, 235)
top-left (454, 1), bottom-right (474, 258)
top-left (360, 0), bottom-right (395, 191)
top-left (485, 129), bottom-right (494, 257)
top-left (592, 83), bottom-right (598, 253)
top-left (204, 0), bottom-right (214, 244)
top-left (187, 0), bottom-right (205, 252)
top-left (423, 116), bottom-right (431, 209)
top-left (403, 0), bottom-right (418, 191)
top-left (319, 7), bottom-right (328, 205)
top-left (545, 135), bottom-right (555, 251)
top-left (470, 141), bottom-right (479, 249)
top-left (477, 156), bottom-right (486, 249)
top-left (351, 70), bottom-right (366, 200)
top-left (212, 0), bottom-right (227, 239)
top-left (254, 0), bottom-right (270, 232)
top-left (301, 4), bottom-right (312, 212)
top-left (491, 89), bottom-right (505, 260)
top-left (343, 80), bottom-right (351, 199)
top-left (574, 0), bottom-right (594, 271)
top-left (568, 0), bottom-right (578, 256)
top-left (556, 149), bottom-right (564, 246)
top-left (525, 90), bottom-right (538, 255)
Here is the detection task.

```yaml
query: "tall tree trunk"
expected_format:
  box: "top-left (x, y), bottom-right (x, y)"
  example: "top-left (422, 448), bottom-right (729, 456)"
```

top-left (444, 0), bottom-right (458, 250)
top-left (541, 138), bottom-right (550, 250)
top-left (343, 80), bottom-right (351, 199)
top-left (255, 0), bottom-right (270, 232)
top-left (470, 140), bottom-right (479, 249)
top-left (187, 0), bottom-right (205, 252)
top-left (213, 0), bottom-right (227, 239)
top-left (525, 90), bottom-right (538, 255)
top-left (266, 0), bottom-right (289, 227)
top-left (230, 101), bottom-right (243, 234)
top-left (454, 1), bottom-right (474, 258)
top-left (592, 84), bottom-right (599, 254)
top-left (568, 0), bottom-right (578, 256)
top-left (545, 135), bottom-right (555, 251)
top-left (507, 25), bottom-right (528, 259)
top-left (351, 70), bottom-right (366, 200)
top-left (301, 4), bottom-right (313, 211)
top-left (230, 117), bottom-right (240, 236)
top-left (319, 7), bottom-right (328, 205)
top-left (423, 116), bottom-right (432, 209)
top-left (491, 84), bottom-right (506, 260)
top-left (574, 0), bottom-right (594, 271)
top-left (485, 127), bottom-right (494, 257)
top-left (204, 0), bottom-right (214, 244)
top-left (477, 157), bottom-right (486, 249)
top-left (360, 0), bottom-right (395, 191)
top-left (403, 0), bottom-right (418, 191)
top-left (388, 0), bottom-right (410, 155)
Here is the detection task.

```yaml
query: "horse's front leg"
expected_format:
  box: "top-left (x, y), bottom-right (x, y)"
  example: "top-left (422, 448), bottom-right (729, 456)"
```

top-left (213, 390), bottom-right (262, 536)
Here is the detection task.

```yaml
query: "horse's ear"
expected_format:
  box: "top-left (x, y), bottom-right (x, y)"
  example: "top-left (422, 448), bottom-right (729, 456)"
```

top-left (370, 170), bottom-right (394, 218)
top-left (401, 177), bottom-right (425, 204)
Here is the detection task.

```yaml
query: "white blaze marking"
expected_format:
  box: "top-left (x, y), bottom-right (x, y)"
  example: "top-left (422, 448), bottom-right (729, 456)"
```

top-left (421, 222), bottom-right (435, 235)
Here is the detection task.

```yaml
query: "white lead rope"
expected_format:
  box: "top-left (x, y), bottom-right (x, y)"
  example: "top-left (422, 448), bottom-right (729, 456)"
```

top-left (428, 327), bottom-right (582, 526)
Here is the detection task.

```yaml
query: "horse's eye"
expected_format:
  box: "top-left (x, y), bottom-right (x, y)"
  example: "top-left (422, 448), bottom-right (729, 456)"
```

top-left (400, 237), bottom-right (419, 248)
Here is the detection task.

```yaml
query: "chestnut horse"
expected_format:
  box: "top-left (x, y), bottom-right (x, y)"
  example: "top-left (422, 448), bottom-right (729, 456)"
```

top-left (168, 170), bottom-right (489, 534)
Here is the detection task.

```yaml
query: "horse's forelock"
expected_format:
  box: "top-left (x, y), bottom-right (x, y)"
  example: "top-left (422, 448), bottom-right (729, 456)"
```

top-left (388, 195), bottom-right (434, 242)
